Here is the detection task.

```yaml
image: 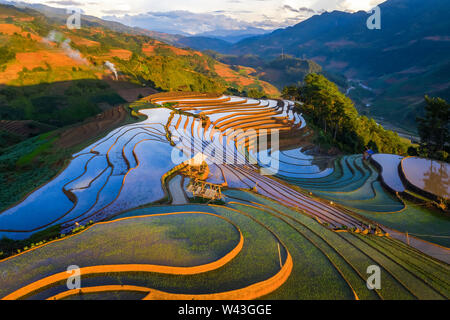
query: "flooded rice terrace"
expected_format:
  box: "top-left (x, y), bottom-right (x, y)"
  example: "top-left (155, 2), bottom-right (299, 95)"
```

top-left (0, 97), bottom-right (304, 240)
top-left (1, 95), bottom-right (449, 250)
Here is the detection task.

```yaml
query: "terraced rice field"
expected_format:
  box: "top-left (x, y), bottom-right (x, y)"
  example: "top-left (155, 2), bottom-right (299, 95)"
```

top-left (401, 157), bottom-right (449, 200)
top-left (0, 93), bottom-right (448, 300)
top-left (271, 150), bottom-right (450, 249)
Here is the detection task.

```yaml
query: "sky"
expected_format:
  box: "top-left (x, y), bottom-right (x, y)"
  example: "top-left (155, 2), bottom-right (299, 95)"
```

top-left (19, 0), bottom-right (387, 35)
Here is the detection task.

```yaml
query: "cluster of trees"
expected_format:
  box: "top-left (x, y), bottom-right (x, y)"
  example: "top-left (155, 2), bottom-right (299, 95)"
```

top-left (0, 46), bottom-right (15, 66)
top-left (117, 54), bottom-right (224, 93)
top-left (416, 96), bottom-right (449, 162)
top-left (0, 80), bottom-right (125, 127)
top-left (283, 74), bottom-right (409, 155)
top-left (225, 87), bottom-right (267, 99)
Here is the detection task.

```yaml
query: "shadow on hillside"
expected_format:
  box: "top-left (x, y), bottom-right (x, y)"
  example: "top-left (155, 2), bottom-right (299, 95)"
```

top-left (0, 78), bottom-right (158, 147)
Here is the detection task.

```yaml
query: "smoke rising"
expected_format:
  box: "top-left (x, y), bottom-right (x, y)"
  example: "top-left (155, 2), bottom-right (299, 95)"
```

top-left (42, 31), bottom-right (88, 64)
top-left (104, 61), bottom-right (118, 80)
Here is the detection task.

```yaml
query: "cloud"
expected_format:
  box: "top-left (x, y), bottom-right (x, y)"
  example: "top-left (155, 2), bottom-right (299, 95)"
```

top-left (47, 0), bottom-right (83, 6)
top-left (283, 5), bottom-right (316, 14)
top-left (103, 10), bottom-right (269, 35)
top-left (299, 7), bottom-right (316, 13)
top-left (102, 9), bottom-right (130, 15)
top-left (283, 5), bottom-right (300, 13)
top-left (34, 0), bottom-right (386, 37)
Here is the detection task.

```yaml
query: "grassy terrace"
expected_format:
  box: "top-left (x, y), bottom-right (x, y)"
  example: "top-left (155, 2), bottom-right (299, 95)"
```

top-left (2, 192), bottom-right (448, 300)
top-left (1, 94), bottom-right (448, 300)
top-left (223, 190), bottom-right (450, 300)
top-left (1, 204), bottom-right (284, 300)
top-left (0, 211), bottom-right (242, 299)
top-left (277, 153), bottom-right (450, 247)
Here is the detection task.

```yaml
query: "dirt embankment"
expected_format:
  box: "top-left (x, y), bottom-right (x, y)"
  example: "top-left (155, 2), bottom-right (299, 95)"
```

top-left (148, 91), bottom-right (222, 103)
top-left (56, 106), bottom-right (128, 149)
top-left (0, 120), bottom-right (54, 138)
top-left (213, 62), bottom-right (280, 96)
top-left (105, 80), bottom-right (158, 103)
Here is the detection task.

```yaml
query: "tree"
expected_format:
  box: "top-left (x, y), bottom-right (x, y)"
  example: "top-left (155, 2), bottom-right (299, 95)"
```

top-left (281, 86), bottom-right (300, 100)
top-left (247, 89), bottom-right (265, 99)
top-left (0, 46), bottom-right (15, 65)
top-left (297, 73), bottom-right (408, 155)
top-left (416, 96), bottom-right (450, 160)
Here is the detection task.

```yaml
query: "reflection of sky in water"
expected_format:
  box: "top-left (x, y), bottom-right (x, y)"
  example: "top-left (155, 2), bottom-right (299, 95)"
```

top-left (0, 153), bottom-right (94, 238)
top-left (106, 140), bottom-right (177, 214)
top-left (0, 108), bottom-right (176, 239)
top-left (372, 154), bottom-right (405, 192)
top-left (403, 157), bottom-right (450, 199)
top-left (254, 147), bottom-right (333, 178)
top-left (1, 101), bottom-right (311, 239)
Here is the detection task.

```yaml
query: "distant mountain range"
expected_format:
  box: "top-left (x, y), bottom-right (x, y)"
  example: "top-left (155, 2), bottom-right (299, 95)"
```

top-left (228, 0), bottom-right (450, 76)
top-left (182, 0), bottom-right (450, 132)
top-left (2, 0), bottom-right (449, 132)
top-left (192, 28), bottom-right (267, 44)
top-left (0, 1), bottom-right (266, 47)
top-left (102, 10), bottom-right (270, 43)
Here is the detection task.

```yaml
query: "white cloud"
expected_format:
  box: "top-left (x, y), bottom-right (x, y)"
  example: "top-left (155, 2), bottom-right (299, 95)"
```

top-left (104, 10), bottom-right (266, 35)
top-left (339, 0), bottom-right (383, 11)
top-left (20, 0), bottom-right (386, 34)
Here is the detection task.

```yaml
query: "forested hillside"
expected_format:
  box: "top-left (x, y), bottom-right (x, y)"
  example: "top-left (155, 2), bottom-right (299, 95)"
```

top-left (0, 3), bottom-right (278, 148)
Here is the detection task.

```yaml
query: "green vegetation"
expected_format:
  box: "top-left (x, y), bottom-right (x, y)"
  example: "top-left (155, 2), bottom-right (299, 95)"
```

top-left (0, 3), bottom-right (275, 145)
top-left (285, 74), bottom-right (409, 155)
top-left (117, 54), bottom-right (223, 93)
top-left (0, 130), bottom-right (22, 149)
top-left (0, 80), bottom-right (125, 127)
top-left (369, 62), bottom-right (450, 132)
top-left (188, 196), bottom-right (226, 206)
top-left (224, 190), bottom-right (449, 300)
top-left (0, 220), bottom-right (97, 259)
top-left (263, 55), bottom-right (322, 88)
top-left (209, 52), bottom-right (325, 90)
top-left (246, 88), bottom-right (266, 99)
top-left (352, 199), bottom-right (450, 248)
top-left (416, 96), bottom-right (450, 162)
top-left (0, 79), bottom-right (126, 150)
top-left (0, 212), bottom-right (242, 298)
top-left (59, 204), bottom-right (282, 298)
top-left (1, 191), bottom-right (449, 299)
top-left (0, 224), bottom-right (62, 259)
top-left (0, 133), bottom-right (68, 212)
top-left (281, 153), bottom-right (450, 247)
top-left (0, 46), bottom-right (15, 65)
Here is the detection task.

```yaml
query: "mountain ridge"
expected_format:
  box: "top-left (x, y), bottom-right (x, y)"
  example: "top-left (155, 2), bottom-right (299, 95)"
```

top-left (220, 0), bottom-right (450, 131)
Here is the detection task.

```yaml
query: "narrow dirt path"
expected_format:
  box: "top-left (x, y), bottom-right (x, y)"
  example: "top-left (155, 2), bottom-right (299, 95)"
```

top-left (169, 175), bottom-right (188, 205)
